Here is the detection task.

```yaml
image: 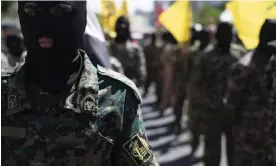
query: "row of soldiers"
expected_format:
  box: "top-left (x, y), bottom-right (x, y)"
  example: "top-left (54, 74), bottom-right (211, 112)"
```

top-left (139, 19), bottom-right (276, 166)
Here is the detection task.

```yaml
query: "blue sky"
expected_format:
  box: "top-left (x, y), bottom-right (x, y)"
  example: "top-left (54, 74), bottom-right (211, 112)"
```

top-left (90, 0), bottom-right (154, 14)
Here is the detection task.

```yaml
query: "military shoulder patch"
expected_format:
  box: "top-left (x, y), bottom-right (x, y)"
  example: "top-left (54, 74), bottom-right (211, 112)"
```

top-left (97, 65), bottom-right (142, 103)
top-left (123, 134), bottom-right (153, 166)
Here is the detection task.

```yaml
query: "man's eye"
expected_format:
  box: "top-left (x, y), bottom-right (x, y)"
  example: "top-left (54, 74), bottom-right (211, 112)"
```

top-left (50, 3), bottom-right (73, 17)
top-left (24, 2), bottom-right (41, 17)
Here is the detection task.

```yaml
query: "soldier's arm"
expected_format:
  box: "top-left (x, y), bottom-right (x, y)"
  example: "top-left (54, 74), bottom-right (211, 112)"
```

top-left (111, 88), bottom-right (158, 166)
top-left (135, 46), bottom-right (147, 83)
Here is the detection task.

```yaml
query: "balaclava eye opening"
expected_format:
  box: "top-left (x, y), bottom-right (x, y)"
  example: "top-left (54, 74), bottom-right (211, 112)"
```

top-left (115, 16), bottom-right (131, 43)
top-left (18, 1), bottom-right (87, 69)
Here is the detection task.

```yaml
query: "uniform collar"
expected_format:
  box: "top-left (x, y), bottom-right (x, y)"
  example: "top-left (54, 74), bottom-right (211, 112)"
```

top-left (4, 50), bottom-right (99, 115)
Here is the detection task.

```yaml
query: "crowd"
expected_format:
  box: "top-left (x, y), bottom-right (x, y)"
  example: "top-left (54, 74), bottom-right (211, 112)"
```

top-left (1, 1), bottom-right (276, 166)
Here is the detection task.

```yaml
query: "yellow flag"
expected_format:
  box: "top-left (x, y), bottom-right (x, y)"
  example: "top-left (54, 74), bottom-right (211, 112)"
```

top-left (100, 0), bottom-right (118, 37)
top-left (118, 0), bottom-right (129, 17)
top-left (158, 1), bottom-right (192, 44)
top-left (227, 1), bottom-right (276, 50)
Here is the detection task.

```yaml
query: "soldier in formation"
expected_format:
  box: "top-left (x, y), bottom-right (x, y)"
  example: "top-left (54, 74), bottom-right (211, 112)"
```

top-left (224, 19), bottom-right (276, 166)
top-left (2, 1), bottom-right (158, 165)
top-left (109, 16), bottom-right (146, 87)
top-left (195, 22), bottom-right (239, 166)
top-left (143, 33), bottom-right (163, 106)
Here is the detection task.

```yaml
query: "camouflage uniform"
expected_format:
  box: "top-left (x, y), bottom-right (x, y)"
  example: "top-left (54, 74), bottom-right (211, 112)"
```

top-left (197, 46), bottom-right (238, 166)
top-left (1, 51), bottom-right (159, 166)
top-left (265, 55), bottom-right (276, 165)
top-left (158, 44), bottom-right (179, 113)
top-left (185, 44), bottom-right (209, 151)
top-left (109, 41), bottom-right (146, 87)
top-left (143, 44), bottom-right (163, 102)
top-left (224, 50), bottom-right (270, 166)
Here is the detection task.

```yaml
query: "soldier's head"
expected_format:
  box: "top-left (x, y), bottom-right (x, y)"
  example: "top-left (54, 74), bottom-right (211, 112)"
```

top-left (115, 16), bottom-right (131, 43)
top-left (258, 19), bottom-right (276, 55)
top-left (162, 31), bottom-right (178, 45)
top-left (198, 29), bottom-right (210, 51)
top-left (18, 1), bottom-right (87, 68)
top-left (215, 22), bottom-right (233, 52)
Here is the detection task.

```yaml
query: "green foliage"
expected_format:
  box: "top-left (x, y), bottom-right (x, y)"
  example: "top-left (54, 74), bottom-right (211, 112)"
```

top-left (195, 3), bottom-right (225, 26)
top-left (1, 1), bottom-right (15, 16)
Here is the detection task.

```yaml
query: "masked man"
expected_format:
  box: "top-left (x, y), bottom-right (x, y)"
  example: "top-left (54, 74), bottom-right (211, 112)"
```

top-left (225, 19), bottom-right (276, 166)
top-left (1, 1), bottom-right (158, 166)
top-left (109, 16), bottom-right (146, 87)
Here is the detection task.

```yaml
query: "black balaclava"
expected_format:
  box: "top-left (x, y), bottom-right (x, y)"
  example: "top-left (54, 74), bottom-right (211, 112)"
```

top-left (162, 31), bottom-right (178, 45)
top-left (215, 22), bottom-right (233, 53)
top-left (115, 16), bottom-right (131, 43)
top-left (257, 19), bottom-right (276, 55)
top-left (199, 29), bottom-right (210, 51)
top-left (253, 19), bottom-right (276, 71)
top-left (6, 34), bottom-right (25, 58)
top-left (18, 1), bottom-right (87, 93)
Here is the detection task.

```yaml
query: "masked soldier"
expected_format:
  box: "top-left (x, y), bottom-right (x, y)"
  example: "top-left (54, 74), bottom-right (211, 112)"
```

top-left (185, 29), bottom-right (212, 153)
top-left (2, 2), bottom-right (158, 166)
top-left (109, 16), bottom-right (146, 87)
top-left (158, 31), bottom-right (179, 115)
top-left (224, 19), bottom-right (276, 166)
top-left (266, 53), bottom-right (276, 165)
top-left (143, 33), bottom-right (163, 104)
top-left (1, 27), bottom-right (26, 81)
top-left (197, 22), bottom-right (239, 166)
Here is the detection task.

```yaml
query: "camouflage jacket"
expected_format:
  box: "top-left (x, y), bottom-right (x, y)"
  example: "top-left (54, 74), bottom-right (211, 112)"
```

top-left (196, 46), bottom-right (238, 120)
top-left (1, 51), bottom-right (158, 166)
top-left (109, 41), bottom-right (146, 85)
top-left (224, 50), bottom-right (270, 165)
top-left (266, 55), bottom-right (276, 164)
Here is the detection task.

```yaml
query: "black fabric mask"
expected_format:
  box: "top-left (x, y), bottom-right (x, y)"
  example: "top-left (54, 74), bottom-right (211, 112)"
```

top-left (258, 19), bottom-right (276, 55)
top-left (18, 1), bottom-right (87, 69)
top-left (216, 22), bottom-right (233, 52)
top-left (115, 16), bottom-right (131, 43)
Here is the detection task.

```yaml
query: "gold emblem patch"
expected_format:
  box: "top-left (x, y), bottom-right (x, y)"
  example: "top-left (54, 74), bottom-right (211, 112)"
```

top-left (123, 134), bottom-right (153, 166)
top-left (82, 94), bottom-right (98, 114)
top-left (8, 94), bottom-right (17, 109)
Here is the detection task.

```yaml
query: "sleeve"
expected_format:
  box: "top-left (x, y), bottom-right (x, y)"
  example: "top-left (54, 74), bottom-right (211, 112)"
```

top-left (223, 63), bottom-right (247, 122)
top-left (138, 47), bottom-right (147, 82)
top-left (111, 90), bottom-right (159, 166)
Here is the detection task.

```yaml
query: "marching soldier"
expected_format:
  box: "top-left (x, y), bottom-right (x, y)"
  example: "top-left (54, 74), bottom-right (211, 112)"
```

top-left (224, 19), bottom-right (276, 166)
top-left (109, 16), bottom-right (146, 87)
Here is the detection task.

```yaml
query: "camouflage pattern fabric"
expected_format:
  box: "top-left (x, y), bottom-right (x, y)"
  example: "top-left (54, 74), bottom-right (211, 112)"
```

top-left (196, 46), bottom-right (238, 166)
top-left (109, 41), bottom-right (146, 87)
top-left (266, 55), bottom-right (276, 165)
top-left (224, 50), bottom-right (270, 166)
top-left (1, 50), bottom-right (158, 166)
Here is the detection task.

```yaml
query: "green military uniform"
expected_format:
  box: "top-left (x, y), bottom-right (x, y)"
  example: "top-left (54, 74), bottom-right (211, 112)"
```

top-left (109, 41), bottom-right (146, 87)
top-left (2, 50), bottom-right (158, 166)
top-left (197, 46), bottom-right (239, 166)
